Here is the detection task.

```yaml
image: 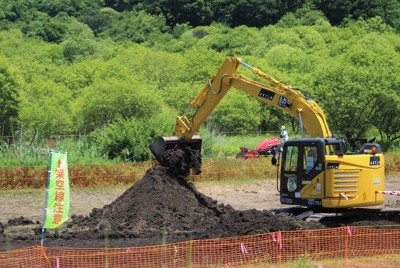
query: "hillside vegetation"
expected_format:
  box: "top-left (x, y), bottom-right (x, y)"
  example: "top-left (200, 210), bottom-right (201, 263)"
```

top-left (0, 0), bottom-right (399, 165)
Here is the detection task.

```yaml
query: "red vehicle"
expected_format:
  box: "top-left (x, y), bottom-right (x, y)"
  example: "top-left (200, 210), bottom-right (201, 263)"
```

top-left (236, 137), bottom-right (281, 159)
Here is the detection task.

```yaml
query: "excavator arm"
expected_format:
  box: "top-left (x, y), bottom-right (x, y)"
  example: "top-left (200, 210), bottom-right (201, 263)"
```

top-left (175, 56), bottom-right (331, 139)
top-left (150, 56), bottom-right (331, 166)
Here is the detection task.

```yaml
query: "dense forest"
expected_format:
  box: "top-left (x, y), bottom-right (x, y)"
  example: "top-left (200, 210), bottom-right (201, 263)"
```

top-left (0, 0), bottom-right (399, 163)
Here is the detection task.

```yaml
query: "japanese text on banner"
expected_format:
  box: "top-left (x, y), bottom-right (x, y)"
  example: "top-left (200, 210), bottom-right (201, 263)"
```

top-left (45, 152), bottom-right (70, 228)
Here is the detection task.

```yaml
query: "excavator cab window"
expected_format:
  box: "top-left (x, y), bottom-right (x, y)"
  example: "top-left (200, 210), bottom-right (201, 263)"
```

top-left (280, 139), bottom-right (325, 203)
top-left (304, 146), bottom-right (318, 174)
top-left (325, 139), bottom-right (345, 156)
top-left (284, 146), bottom-right (299, 172)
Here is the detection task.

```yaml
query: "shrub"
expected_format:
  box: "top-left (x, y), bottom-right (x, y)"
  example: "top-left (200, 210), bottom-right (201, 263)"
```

top-left (94, 116), bottom-right (174, 162)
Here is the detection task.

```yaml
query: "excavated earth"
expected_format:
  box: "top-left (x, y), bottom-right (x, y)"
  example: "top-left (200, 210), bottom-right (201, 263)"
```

top-left (1, 146), bottom-right (400, 250)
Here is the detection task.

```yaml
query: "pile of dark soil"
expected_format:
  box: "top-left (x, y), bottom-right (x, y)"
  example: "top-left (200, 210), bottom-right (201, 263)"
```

top-left (69, 165), bottom-right (319, 241)
top-left (66, 146), bottom-right (322, 243)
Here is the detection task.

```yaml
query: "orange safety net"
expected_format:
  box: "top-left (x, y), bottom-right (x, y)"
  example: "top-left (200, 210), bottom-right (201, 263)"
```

top-left (0, 159), bottom-right (274, 189)
top-left (0, 162), bottom-right (154, 189)
top-left (1, 226), bottom-right (400, 268)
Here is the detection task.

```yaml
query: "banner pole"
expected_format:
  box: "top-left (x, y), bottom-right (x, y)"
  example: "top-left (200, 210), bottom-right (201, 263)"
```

top-left (41, 150), bottom-right (53, 246)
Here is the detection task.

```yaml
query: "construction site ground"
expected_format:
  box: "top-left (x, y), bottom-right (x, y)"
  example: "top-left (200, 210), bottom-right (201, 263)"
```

top-left (0, 149), bottom-right (399, 251)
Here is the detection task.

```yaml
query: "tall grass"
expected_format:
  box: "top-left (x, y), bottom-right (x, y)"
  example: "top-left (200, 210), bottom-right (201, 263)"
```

top-left (1, 133), bottom-right (399, 176)
top-left (0, 133), bottom-right (279, 166)
top-left (201, 131), bottom-right (279, 159)
top-left (0, 136), bottom-right (123, 166)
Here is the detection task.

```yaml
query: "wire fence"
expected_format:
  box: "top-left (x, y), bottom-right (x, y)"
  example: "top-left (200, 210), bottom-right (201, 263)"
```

top-left (0, 158), bottom-right (276, 189)
top-left (1, 226), bottom-right (400, 267)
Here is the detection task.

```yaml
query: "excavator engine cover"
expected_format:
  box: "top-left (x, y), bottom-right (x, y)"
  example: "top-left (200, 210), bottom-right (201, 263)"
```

top-left (149, 135), bottom-right (202, 174)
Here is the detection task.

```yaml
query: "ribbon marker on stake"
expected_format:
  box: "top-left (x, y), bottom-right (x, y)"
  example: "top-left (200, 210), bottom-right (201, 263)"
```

top-left (240, 243), bottom-right (248, 254)
top-left (278, 231), bottom-right (282, 249)
top-left (347, 226), bottom-right (352, 236)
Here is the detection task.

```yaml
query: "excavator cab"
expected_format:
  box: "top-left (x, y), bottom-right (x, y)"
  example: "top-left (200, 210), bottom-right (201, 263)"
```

top-left (278, 138), bottom-right (385, 208)
top-left (279, 138), bottom-right (325, 207)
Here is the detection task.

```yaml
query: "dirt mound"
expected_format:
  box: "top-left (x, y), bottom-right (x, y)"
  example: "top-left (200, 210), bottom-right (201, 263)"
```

top-left (65, 147), bottom-right (321, 243)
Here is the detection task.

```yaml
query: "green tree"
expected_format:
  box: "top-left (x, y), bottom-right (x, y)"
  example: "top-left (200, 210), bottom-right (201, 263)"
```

top-left (19, 79), bottom-right (73, 139)
top-left (20, 11), bottom-right (51, 40)
top-left (258, 104), bottom-right (289, 133)
top-left (200, 25), bottom-right (264, 55)
top-left (34, 0), bottom-right (103, 17)
top-left (62, 19), bottom-right (99, 61)
top-left (0, 60), bottom-right (20, 136)
top-left (277, 4), bottom-right (328, 27)
top-left (103, 0), bottom-right (139, 12)
top-left (344, 16), bottom-right (395, 34)
top-left (213, 0), bottom-right (305, 27)
top-left (78, 8), bottom-right (117, 36)
top-left (137, 0), bottom-right (214, 27)
top-left (264, 44), bottom-right (315, 73)
top-left (208, 90), bottom-right (262, 134)
top-left (41, 13), bottom-right (77, 43)
top-left (382, 0), bottom-right (400, 32)
top-left (75, 75), bottom-right (164, 132)
top-left (181, 49), bottom-right (224, 82)
top-left (313, 0), bottom-right (399, 31)
top-left (44, 18), bottom-right (68, 43)
top-left (311, 62), bottom-right (370, 138)
top-left (94, 115), bottom-right (174, 161)
top-left (103, 10), bottom-right (168, 43)
top-left (119, 48), bottom-right (185, 89)
top-left (370, 92), bottom-right (400, 149)
top-left (57, 59), bottom-right (104, 95)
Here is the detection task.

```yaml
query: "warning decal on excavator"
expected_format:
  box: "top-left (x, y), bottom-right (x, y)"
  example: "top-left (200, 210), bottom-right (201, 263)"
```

top-left (278, 96), bottom-right (289, 107)
top-left (327, 163), bottom-right (340, 169)
top-left (258, 88), bottom-right (274, 100)
top-left (370, 156), bottom-right (380, 166)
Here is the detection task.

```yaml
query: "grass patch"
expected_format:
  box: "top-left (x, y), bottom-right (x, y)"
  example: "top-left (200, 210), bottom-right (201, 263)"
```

top-left (188, 157), bottom-right (277, 183)
top-left (0, 189), bottom-right (43, 195)
top-left (3, 224), bottom-right (39, 239)
top-left (195, 177), bottom-right (266, 186)
top-left (204, 133), bottom-right (280, 159)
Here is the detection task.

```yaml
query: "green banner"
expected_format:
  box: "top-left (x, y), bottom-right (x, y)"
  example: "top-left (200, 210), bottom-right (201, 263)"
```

top-left (44, 152), bottom-right (70, 228)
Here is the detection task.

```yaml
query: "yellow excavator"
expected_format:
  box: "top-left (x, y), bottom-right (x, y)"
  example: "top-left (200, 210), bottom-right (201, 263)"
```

top-left (150, 56), bottom-right (385, 209)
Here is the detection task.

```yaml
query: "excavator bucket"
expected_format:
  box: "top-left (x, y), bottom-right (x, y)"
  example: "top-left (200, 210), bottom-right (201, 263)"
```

top-left (149, 135), bottom-right (202, 173)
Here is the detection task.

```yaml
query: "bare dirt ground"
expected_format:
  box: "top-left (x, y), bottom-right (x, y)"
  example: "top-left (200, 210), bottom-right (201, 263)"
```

top-left (0, 146), bottom-right (399, 251)
top-left (0, 179), bottom-right (283, 224)
top-left (1, 176), bottom-right (398, 224)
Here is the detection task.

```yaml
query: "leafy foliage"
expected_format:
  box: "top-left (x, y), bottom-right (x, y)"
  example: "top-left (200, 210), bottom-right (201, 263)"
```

top-left (94, 115), bottom-right (174, 162)
top-left (0, 1), bottom-right (399, 163)
top-left (102, 10), bottom-right (169, 43)
top-left (0, 58), bottom-right (20, 136)
top-left (208, 91), bottom-right (262, 134)
top-left (62, 19), bottom-right (99, 62)
top-left (19, 79), bottom-right (73, 138)
top-left (75, 75), bottom-right (163, 133)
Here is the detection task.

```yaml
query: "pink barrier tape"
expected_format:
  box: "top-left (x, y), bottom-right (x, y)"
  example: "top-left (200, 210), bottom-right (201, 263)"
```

top-left (375, 190), bottom-right (400, 196)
